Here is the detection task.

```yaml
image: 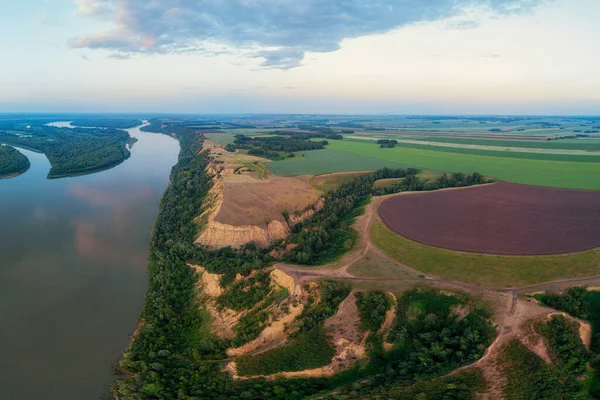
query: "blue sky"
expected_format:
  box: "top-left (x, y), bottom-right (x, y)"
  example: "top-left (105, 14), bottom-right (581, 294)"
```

top-left (1, 0), bottom-right (599, 114)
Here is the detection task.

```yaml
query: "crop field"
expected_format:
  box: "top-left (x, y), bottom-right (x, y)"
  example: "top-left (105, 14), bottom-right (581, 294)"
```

top-left (383, 141), bottom-right (600, 163)
top-left (403, 136), bottom-right (600, 151)
top-left (266, 148), bottom-right (409, 176)
top-left (204, 132), bottom-right (236, 145)
top-left (313, 140), bottom-right (600, 190)
top-left (370, 217), bottom-right (600, 288)
top-left (379, 182), bottom-right (600, 255)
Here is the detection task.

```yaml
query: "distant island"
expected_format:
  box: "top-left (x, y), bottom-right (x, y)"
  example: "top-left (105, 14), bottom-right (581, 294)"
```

top-left (0, 119), bottom-right (134, 179)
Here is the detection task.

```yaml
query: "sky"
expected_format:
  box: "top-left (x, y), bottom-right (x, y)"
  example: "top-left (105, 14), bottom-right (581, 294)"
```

top-left (1, 0), bottom-right (599, 114)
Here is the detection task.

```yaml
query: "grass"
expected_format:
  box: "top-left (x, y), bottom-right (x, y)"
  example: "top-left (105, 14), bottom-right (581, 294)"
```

top-left (266, 148), bottom-right (409, 176)
top-left (348, 249), bottom-right (420, 280)
top-left (370, 217), bottom-right (600, 288)
top-left (241, 161), bottom-right (270, 179)
top-left (204, 132), bottom-right (236, 145)
top-left (235, 327), bottom-right (335, 376)
top-left (309, 171), bottom-right (372, 192)
top-left (373, 177), bottom-right (405, 189)
top-left (323, 140), bottom-right (600, 190)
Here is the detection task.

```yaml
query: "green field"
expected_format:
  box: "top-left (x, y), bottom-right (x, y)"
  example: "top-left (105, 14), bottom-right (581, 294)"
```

top-left (266, 148), bottom-right (409, 176)
top-left (405, 136), bottom-right (600, 151)
top-left (370, 217), bottom-right (600, 288)
top-left (384, 141), bottom-right (600, 163)
top-left (268, 140), bottom-right (600, 190)
top-left (204, 132), bottom-right (236, 145)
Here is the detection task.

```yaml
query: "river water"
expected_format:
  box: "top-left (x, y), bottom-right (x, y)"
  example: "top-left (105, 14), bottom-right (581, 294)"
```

top-left (0, 123), bottom-right (179, 399)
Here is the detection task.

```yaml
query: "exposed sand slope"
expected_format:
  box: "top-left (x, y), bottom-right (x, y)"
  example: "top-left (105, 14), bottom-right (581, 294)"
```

top-left (195, 142), bottom-right (323, 249)
top-left (226, 269), bottom-right (306, 357)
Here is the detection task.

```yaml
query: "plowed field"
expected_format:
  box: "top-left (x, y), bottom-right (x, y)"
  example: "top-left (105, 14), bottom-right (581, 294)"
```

top-left (379, 182), bottom-right (600, 255)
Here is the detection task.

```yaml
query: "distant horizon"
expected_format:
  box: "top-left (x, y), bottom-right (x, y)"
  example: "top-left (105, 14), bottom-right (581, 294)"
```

top-left (2, 112), bottom-right (600, 118)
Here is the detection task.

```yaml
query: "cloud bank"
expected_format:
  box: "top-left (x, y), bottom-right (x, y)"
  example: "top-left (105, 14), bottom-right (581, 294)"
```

top-left (70, 0), bottom-right (544, 68)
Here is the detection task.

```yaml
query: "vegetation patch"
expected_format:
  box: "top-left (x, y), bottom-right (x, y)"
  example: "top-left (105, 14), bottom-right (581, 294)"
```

top-left (236, 327), bottom-right (335, 376)
top-left (0, 145), bottom-right (30, 178)
top-left (384, 289), bottom-right (495, 381)
top-left (355, 291), bottom-right (392, 332)
top-left (217, 271), bottom-right (272, 312)
top-left (338, 368), bottom-right (485, 400)
top-left (499, 315), bottom-right (592, 399)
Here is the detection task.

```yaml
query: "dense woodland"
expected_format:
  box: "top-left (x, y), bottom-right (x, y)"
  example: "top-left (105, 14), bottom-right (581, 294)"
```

top-left (112, 123), bottom-right (496, 399)
top-left (0, 123), bottom-right (132, 178)
top-left (70, 118), bottom-right (143, 129)
top-left (0, 145), bottom-right (30, 178)
top-left (225, 134), bottom-right (327, 160)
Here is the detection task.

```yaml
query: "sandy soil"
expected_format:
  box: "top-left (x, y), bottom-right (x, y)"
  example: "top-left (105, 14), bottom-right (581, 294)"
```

top-left (215, 174), bottom-right (320, 227)
top-left (226, 269), bottom-right (306, 357)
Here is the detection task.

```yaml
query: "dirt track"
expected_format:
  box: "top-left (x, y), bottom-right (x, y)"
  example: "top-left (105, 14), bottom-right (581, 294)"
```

top-left (273, 185), bottom-right (600, 383)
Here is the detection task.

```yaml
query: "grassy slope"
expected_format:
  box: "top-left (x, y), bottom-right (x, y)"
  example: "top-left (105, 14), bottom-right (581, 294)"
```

top-left (370, 217), bottom-right (600, 288)
top-left (324, 140), bottom-right (600, 190)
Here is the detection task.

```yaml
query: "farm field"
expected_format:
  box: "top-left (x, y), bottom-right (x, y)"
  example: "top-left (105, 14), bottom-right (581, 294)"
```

top-left (204, 132), bottom-right (236, 145)
top-left (379, 182), bottom-right (600, 255)
top-left (403, 136), bottom-right (600, 151)
top-left (370, 216), bottom-right (600, 288)
top-left (382, 141), bottom-right (600, 163)
top-left (266, 148), bottom-right (410, 176)
top-left (304, 140), bottom-right (600, 190)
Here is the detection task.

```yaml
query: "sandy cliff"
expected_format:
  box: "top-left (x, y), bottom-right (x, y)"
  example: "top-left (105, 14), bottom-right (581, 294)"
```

top-left (195, 163), bottom-right (324, 249)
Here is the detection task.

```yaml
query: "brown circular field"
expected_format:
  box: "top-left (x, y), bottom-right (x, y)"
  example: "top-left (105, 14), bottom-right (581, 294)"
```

top-left (379, 182), bottom-right (600, 255)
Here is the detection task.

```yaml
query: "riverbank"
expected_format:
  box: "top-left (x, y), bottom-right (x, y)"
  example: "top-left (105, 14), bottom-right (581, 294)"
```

top-left (0, 145), bottom-right (30, 179)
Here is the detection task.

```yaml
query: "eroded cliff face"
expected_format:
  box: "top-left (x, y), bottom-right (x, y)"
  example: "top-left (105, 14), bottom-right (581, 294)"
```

top-left (195, 164), bottom-right (324, 249)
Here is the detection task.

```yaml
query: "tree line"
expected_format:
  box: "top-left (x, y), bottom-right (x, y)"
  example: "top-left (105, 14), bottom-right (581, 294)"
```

top-left (224, 134), bottom-right (327, 160)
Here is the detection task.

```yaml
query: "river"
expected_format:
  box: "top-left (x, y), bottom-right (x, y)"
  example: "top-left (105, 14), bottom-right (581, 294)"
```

top-left (0, 123), bottom-right (180, 399)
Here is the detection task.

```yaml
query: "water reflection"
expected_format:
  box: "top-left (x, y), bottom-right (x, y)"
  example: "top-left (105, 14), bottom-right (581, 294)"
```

top-left (0, 124), bottom-right (179, 400)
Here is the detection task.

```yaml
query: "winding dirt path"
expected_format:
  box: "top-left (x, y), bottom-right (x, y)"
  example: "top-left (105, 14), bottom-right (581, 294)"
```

top-left (271, 187), bottom-right (600, 388)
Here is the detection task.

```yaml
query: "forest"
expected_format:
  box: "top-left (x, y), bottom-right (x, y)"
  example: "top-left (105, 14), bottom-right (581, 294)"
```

top-left (69, 118), bottom-right (142, 129)
top-left (225, 134), bottom-right (327, 160)
top-left (0, 124), bottom-right (132, 178)
top-left (0, 145), bottom-right (30, 178)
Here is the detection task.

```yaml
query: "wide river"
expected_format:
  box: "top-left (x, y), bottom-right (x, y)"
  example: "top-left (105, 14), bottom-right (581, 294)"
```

top-left (0, 123), bottom-right (180, 399)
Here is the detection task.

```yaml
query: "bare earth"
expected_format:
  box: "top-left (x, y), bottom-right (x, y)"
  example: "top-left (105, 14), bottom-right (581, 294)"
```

top-left (215, 174), bottom-right (320, 227)
top-left (379, 181), bottom-right (600, 255)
